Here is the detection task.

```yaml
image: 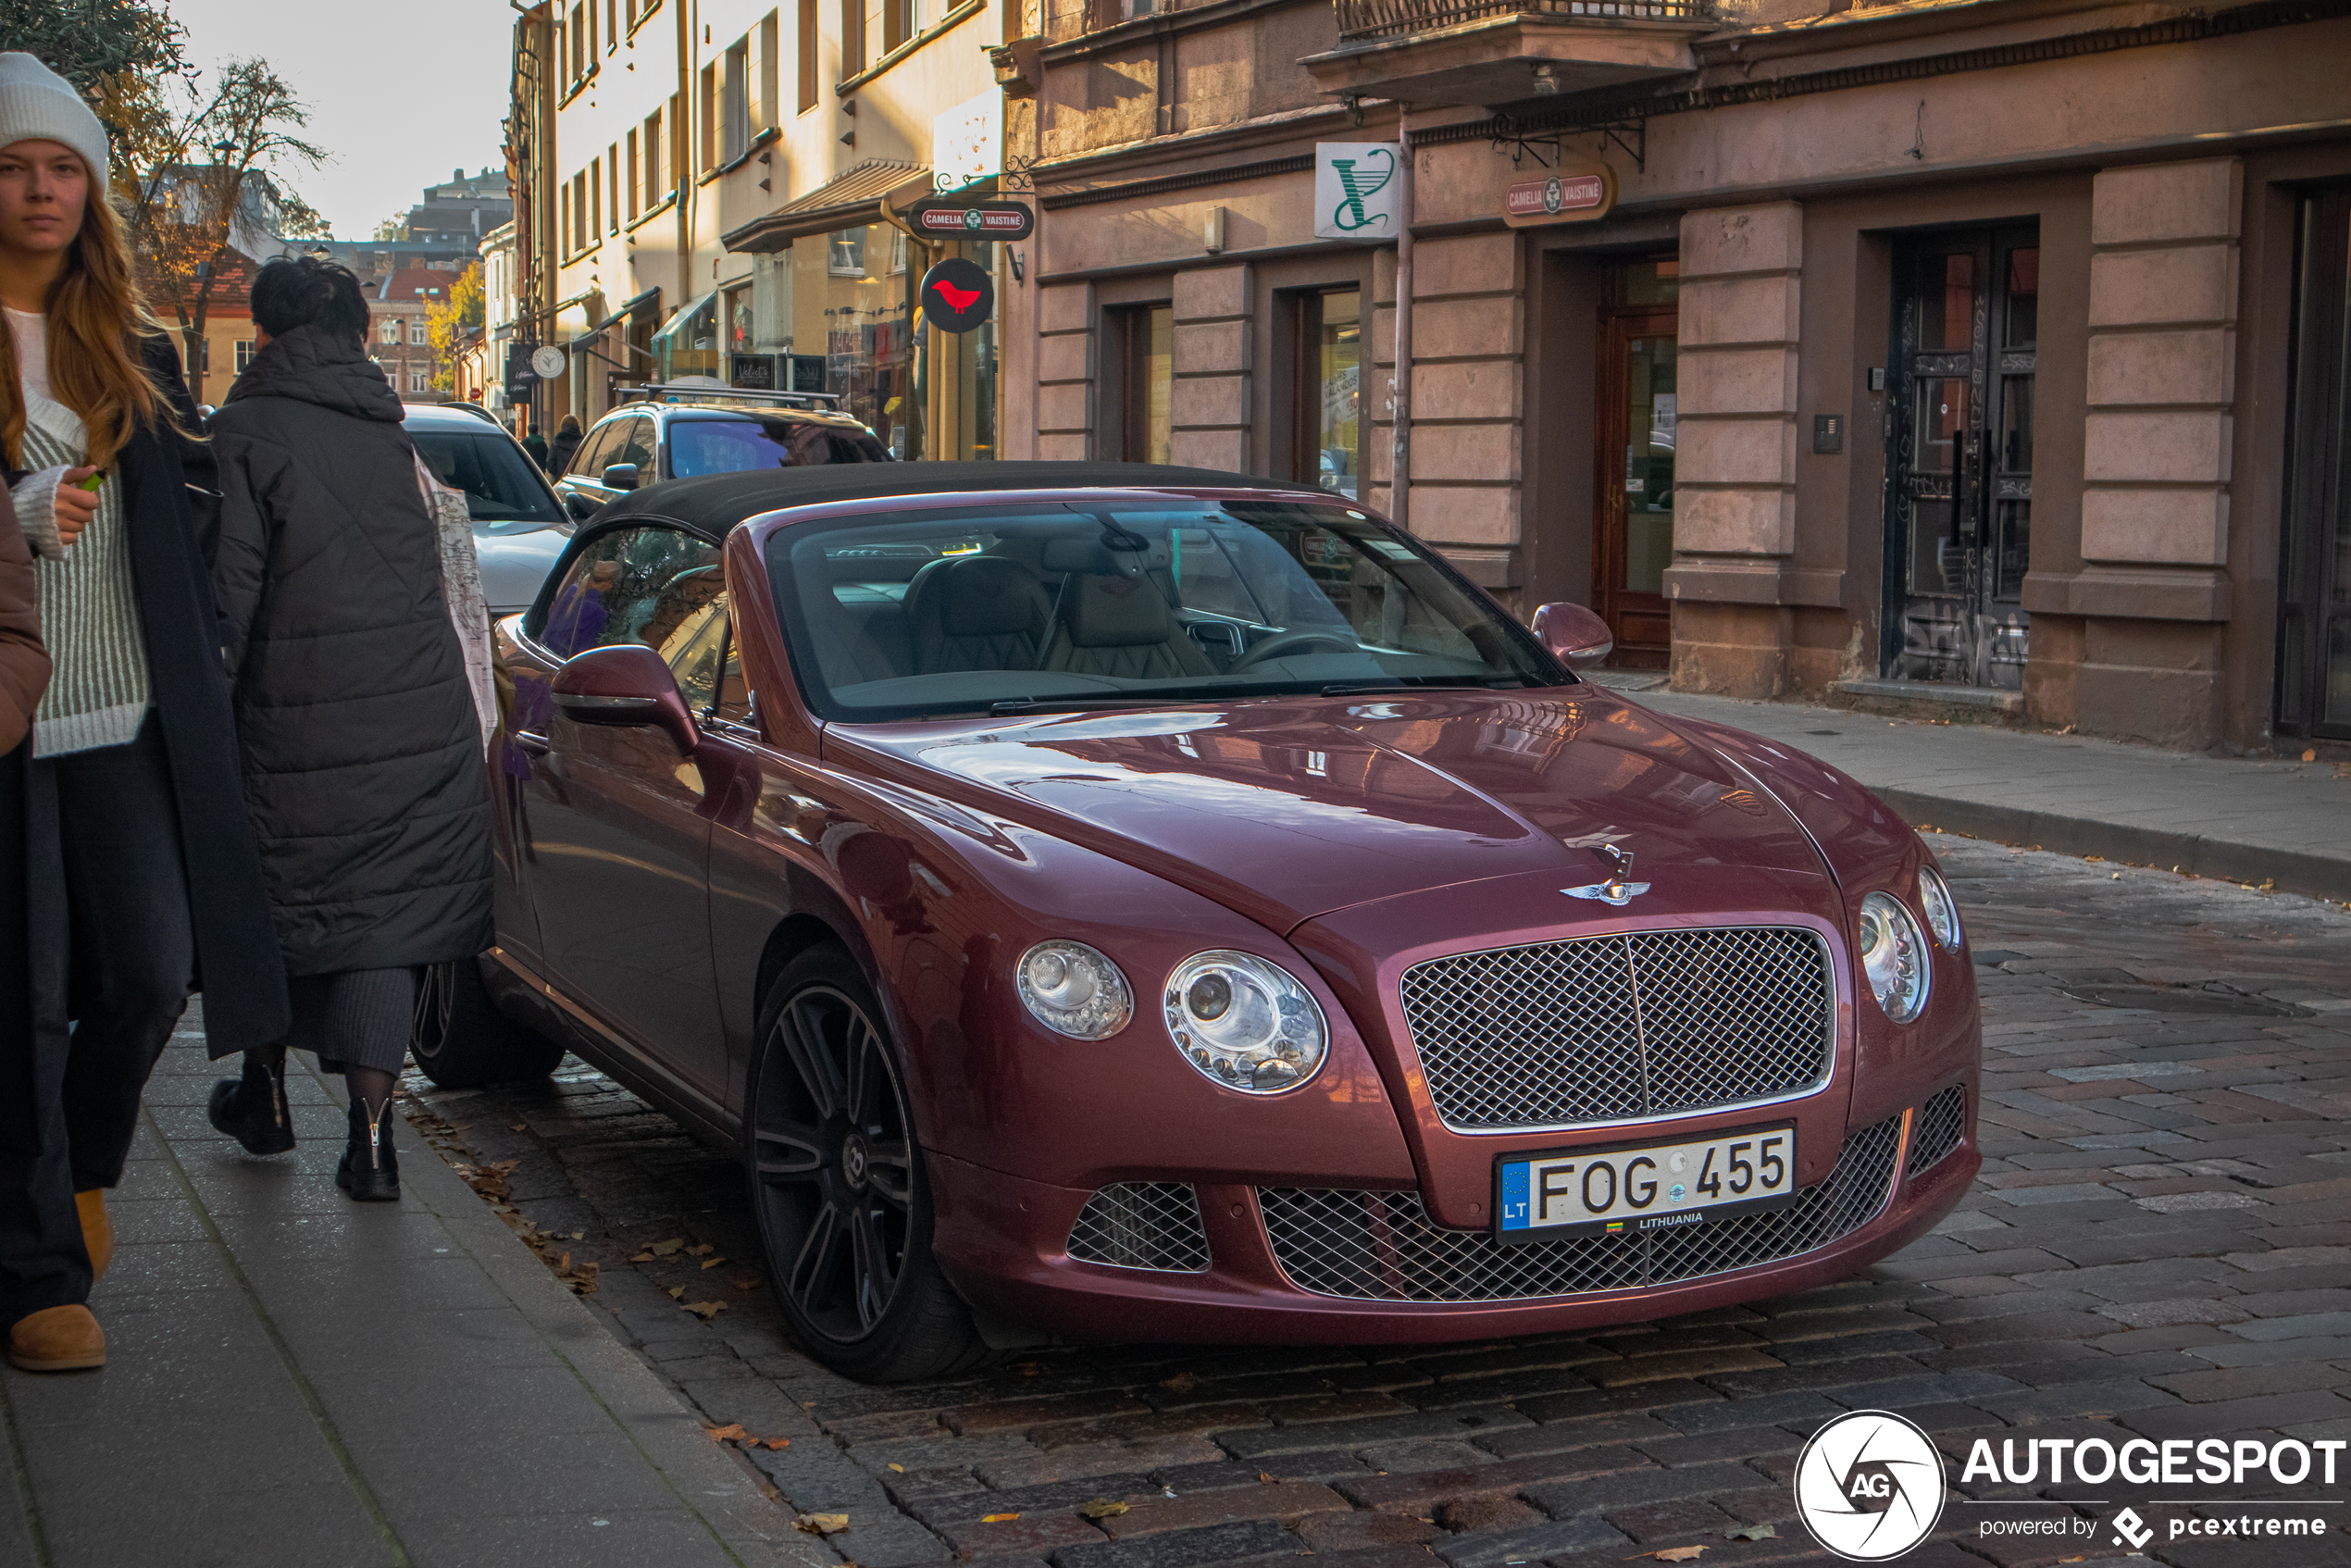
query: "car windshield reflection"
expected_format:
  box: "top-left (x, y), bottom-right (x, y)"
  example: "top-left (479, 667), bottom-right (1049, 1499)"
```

top-left (765, 499), bottom-right (1571, 723)
top-left (410, 429), bottom-right (566, 535)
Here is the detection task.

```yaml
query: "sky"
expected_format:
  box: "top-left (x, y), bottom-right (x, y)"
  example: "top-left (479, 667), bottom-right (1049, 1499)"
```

top-left (162, 0), bottom-right (516, 240)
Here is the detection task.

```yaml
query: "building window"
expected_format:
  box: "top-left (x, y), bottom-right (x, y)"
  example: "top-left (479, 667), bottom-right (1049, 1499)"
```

top-left (889, 228), bottom-right (907, 276)
top-left (641, 108), bottom-right (665, 205)
top-left (380, 317), bottom-right (401, 344)
top-left (234, 338), bottom-right (255, 371)
top-left (411, 368), bottom-right (430, 393)
top-left (723, 39), bottom-right (750, 165)
top-left (605, 0), bottom-right (617, 49)
top-left (797, 0), bottom-right (818, 112)
top-left (840, 0), bottom-right (863, 76)
top-left (828, 228), bottom-right (864, 277)
top-left (608, 143), bottom-right (620, 231)
top-left (755, 12), bottom-right (778, 131)
top-left (1300, 289), bottom-right (1362, 500)
top-left (570, 3), bottom-right (586, 78)
top-left (590, 155), bottom-right (602, 237)
top-left (699, 62), bottom-right (717, 171)
top-left (1119, 305), bottom-right (1173, 465)
top-left (883, 0), bottom-right (913, 54)
top-left (625, 129), bottom-right (640, 220)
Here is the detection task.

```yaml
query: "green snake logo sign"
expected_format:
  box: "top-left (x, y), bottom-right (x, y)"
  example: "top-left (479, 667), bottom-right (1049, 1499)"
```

top-left (1326, 146), bottom-right (1398, 234)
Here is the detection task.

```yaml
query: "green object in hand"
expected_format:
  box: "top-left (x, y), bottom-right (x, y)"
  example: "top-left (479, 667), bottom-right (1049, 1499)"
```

top-left (77, 471), bottom-right (104, 492)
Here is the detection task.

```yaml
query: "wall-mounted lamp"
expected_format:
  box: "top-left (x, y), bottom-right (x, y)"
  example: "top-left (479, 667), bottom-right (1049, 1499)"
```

top-left (1008, 249), bottom-right (1026, 282)
top-left (1203, 205), bottom-right (1226, 255)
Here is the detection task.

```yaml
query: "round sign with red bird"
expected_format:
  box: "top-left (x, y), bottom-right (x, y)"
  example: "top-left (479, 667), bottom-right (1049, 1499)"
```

top-left (919, 256), bottom-right (994, 334)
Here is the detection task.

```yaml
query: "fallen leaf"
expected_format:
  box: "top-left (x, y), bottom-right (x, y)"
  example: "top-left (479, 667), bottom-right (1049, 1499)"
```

top-left (649, 1238), bottom-right (686, 1256)
top-left (667, 1286), bottom-right (686, 1300)
top-left (508, 1122), bottom-right (527, 1131)
top-left (764, 1437), bottom-right (790, 1450)
top-left (1160, 1372), bottom-right (1200, 1393)
top-left (981, 1512), bottom-right (1021, 1523)
top-left (630, 1252), bottom-right (655, 1263)
top-left (793, 1512), bottom-right (850, 1536)
top-left (688, 1243), bottom-right (715, 1257)
top-left (1724, 1524), bottom-right (1775, 1541)
top-left (888, 1462), bottom-right (904, 1473)
top-left (1632, 1549), bottom-right (1705, 1563)
top-left (1077, 1499), bottom-right (1127, 1519)
top-left (703, 1423), bottom-right (749, 1443)
top-left (733, 1276), bottom-right (762, 1291)
top-left (1258, 1471), bottom-right (1275, 1485)
top-left (701, 1257), bottom-right (728, 1269)
top-left (683, 1300), bottom-right (725, 1320)
top-left (559, 1251), bottom-right (571, 1273)
top-left (2306, 749), bottom-right (2319, 763)
top-left (569, 1230), bottom-right (585, 1240)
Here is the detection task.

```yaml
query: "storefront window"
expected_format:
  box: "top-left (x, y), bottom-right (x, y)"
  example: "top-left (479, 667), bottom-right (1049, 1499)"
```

top-left (653, 292), bottom-right (722, 380)
top-left (791, 223), bottom-right (915, 454)
top-left (1309, 290), bottom-right (1362, 501)
top-left (1623, 330), bottom-right (1676, 595)
top-left (1623, 257), bottom-right (1680, 306)
top-left (1122, 305), bottom-right (1172, 464)
top-left (927, 240), bottom-right (1000, 462)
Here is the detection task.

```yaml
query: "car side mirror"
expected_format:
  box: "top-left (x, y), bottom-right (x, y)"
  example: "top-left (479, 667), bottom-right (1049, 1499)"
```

top-left (601, 462), bottom-right (640, 492)
top-left (564, 491), bottom-right (598, 521)
top-left (1531, 602), bottom-right (1614, 669)
top-left (550, 644), bottom-right (700, 754)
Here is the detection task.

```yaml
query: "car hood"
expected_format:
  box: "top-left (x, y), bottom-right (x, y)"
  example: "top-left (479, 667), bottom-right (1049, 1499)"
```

top-left (826, 688), bottom-right (1834, 935)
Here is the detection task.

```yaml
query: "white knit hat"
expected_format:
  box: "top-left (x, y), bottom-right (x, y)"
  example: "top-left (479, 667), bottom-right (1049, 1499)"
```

top-left (0, 54), bottom-right (109, 197)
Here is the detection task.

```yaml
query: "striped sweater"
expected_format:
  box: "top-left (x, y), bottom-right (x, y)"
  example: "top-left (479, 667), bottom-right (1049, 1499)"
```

top-left (20, 395), bottom-right (151, 756)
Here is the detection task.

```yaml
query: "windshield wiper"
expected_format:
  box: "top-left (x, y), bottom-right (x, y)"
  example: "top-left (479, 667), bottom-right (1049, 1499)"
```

top-left (987, 695), bottom-right (1188, 716)
top-left (1320, 678), bottom-right (1527, 697)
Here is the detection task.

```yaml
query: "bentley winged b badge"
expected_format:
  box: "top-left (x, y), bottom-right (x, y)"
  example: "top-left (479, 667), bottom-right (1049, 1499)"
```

top-left (1562, 843), bottom-right (1650, 906)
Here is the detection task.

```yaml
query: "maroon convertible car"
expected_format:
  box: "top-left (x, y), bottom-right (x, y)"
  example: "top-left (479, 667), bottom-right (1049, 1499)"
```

top-left (425, 462), bottom-right (1981, 1382)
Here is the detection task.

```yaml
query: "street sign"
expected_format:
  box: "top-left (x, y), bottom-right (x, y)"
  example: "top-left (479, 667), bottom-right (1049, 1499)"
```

top-left (906, 199), bottom-right (1034, 242)
top-left (1314, 143), bottom-right (1402, 242)
top-left (1501, 161), bottom-right (1617, 227)
top-left (531, 344), bottom-right (569, 379)
top-left (504, 342), bottom-right (538, 399)
top-left (918, 257), bottom-right (994, 334)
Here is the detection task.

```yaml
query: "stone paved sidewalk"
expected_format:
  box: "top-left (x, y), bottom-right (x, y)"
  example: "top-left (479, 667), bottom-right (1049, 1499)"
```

top-left (0, 1030), bottom-right (820, 1568)
top-left (410, 839), bottom-right (2351, 1568)
top-left (1604, 681), bottom-right (2351, 903)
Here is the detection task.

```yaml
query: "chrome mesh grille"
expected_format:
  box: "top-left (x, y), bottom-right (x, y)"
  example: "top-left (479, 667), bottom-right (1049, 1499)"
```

top-left (1906, 1085), bottom-right (1966, 1176)
top-left (1399, 927), bottom-right (1835, 1131)
top-left (1066, 1182), bottom-right (1210, 1273)
top-left (1258, 1113), bottom-right (1902, 1303)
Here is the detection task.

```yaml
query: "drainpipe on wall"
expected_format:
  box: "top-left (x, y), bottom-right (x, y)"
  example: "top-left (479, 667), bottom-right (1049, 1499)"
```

top-left (1391, 104), bottom-right (1412, 533)
top-left (677, 0), bottom-right (694, 368)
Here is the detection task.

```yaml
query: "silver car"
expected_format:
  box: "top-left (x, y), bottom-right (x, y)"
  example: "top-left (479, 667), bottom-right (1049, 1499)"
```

top-left (404, 404), bottom-right (572, 616)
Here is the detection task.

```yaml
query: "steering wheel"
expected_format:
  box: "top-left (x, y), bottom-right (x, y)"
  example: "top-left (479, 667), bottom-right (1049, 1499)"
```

top-left (1229, 628), bottom-right (1363, 672)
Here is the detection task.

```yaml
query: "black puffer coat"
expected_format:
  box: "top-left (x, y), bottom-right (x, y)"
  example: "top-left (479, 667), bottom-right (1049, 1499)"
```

top-left (208, 324), bottom-right (491, 977)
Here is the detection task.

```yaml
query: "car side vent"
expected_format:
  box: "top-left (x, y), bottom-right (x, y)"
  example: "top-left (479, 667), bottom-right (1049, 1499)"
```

top-left (1907, 1085), bottom-right (1966, 1176)
top-left (1066, 1182), bottom-right (1211, 1273)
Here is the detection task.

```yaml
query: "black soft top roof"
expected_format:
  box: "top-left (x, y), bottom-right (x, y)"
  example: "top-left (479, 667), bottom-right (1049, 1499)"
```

top-left (589, 460), bottom-right (1331, 539)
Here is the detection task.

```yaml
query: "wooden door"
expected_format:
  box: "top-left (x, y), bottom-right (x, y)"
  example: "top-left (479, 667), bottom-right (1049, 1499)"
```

top-left (1593, 307), bottom-right (1676, 665)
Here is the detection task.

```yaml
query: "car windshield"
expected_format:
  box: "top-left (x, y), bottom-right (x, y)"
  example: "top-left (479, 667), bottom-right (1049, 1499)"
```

top-left (409, 428), bottom-right (566, 534)
top-left (670, 414), bottom-right (889, 478)
top-left (765, 498), bottom-right (1572, 723)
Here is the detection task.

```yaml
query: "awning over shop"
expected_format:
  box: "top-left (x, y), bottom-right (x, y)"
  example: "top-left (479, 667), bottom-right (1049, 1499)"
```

top-left (721, 160), bottom-right (933, 255)
top-left (595, 286), bottom-right (662, 331)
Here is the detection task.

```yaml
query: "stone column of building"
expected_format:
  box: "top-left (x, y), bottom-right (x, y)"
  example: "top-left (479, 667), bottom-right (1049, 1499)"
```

top-left (2071, 157), bottom-right (2241, 746)
top-left (1407, 232), bottom-right (1522, 594)
top-left (1036, 281), bottom-right (1096, 459)
top-left (1664, 202), bottom-right (1803, 697)
top-left (1169, 267), bottom-right (1251, 471)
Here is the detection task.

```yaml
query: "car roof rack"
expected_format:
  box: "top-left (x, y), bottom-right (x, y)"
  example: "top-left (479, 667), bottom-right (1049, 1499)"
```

top-left (616, 380), bottom-right (846, 412)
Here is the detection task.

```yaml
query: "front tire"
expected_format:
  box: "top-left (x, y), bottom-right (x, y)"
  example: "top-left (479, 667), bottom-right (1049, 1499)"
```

top-left (411, 955), bottom-right (566, 1089)
top-left (746, 944), bottom-right (986, 1383)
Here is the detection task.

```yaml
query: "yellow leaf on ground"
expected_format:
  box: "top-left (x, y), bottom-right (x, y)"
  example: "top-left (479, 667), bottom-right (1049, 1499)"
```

top-left (701, 1257), bottom-right (728, 1269)
top-left (764, 1437), bottom-right (790, 1450)
top-left (1723, 1524), bottom-right (1775, 1541)
top-left (1640, 1549), bottom-right (1706, 1563)
top-left (630, 1253), bottom-right (654, 1263)
top-left (1160, 1372), bottom-right (1200, 1393)
top-left (982, 1512), bottom-right (1021, 1523)
top-left (703, 1424), bottom-right (748, 1443)
top-left (1077, 1499), bottom-right (1127, 1519)
top-left (682, 1300), bottom-right (725, 1320)
top-left (688, 1243), bottom-right (714, 1256)
top-left (792, 1512), bottom-right (850, 1536)
top-left (649, 1238), bottom-right (686, 1256)
top-left (888, 1462), bottom-right (903, 1472)
top-left (667, 1286), bottom-right (686, 1299)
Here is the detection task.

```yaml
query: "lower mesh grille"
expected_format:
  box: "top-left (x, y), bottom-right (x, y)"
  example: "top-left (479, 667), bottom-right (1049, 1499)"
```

top-left (1066, 1182), bottom-right (1211, 1272)
top-left (1258, 1114), bottom-right (1904, 1303)
top-left (1906, 1085), bottom-right (1966, 1176)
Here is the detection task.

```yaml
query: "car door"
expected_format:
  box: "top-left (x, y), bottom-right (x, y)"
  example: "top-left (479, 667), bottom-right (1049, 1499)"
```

top-left (554, 417), bottom-right (627, 517)
top-left (507, 523), bottom-right (734, 1108)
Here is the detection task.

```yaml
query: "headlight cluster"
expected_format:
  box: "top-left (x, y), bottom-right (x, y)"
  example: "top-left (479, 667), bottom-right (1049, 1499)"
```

top-left (1916, 864), bottom-right (1963, 952)
top-left (1857, 890), bottom-right (1931, 1023)
top-left (1014, 941), bottom-right (1327, 1094)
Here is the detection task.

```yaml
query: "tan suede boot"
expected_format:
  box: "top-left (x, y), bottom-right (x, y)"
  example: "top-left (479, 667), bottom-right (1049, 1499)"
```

top-left (75, 1189), bottom-right (111, 1279)
top-left (6, 1305), bottom-right (106, 1372)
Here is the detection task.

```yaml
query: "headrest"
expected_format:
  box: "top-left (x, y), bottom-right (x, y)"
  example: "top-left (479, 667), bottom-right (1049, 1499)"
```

top-left (1065, 574), bottom-right (1173, 647)
top-left (936, 556), bottom-right (1042, 637)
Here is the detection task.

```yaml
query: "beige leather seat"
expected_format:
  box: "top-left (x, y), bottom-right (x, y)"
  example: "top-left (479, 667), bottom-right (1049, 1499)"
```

top-left (903, 554), bottom-right (1053, 673)
top-left (1039, 574), bottom-right (1215, 679)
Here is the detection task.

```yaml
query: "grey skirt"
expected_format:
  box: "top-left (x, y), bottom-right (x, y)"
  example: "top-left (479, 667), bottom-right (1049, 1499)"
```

top-left (283, 967), bottom-right (415, 1076)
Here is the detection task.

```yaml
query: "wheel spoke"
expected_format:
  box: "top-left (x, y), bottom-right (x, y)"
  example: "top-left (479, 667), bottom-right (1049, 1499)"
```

top-left (753, 1119), bottom-right (825, 1178)
top-left (864, 1139), bottom-right (913, 1208)
top-left (846, 1015), bottom-right (885, 1126)
top-left (777, 1001), bottom-right (845, 1120)
top-left (789, 1199), bottom-right (849, 1316)
top-left (847, 1201), bottom-right (896, 1329)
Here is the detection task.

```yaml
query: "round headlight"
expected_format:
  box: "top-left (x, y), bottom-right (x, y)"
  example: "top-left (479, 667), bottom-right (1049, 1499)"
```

top-left (1857, 891), bottom-right (1931, 1024)
top-left (1916, 863), bottom-right (1962, 953)
top-left (1016, 940), bottom-right (1132, 1040)
top-left (1163, 951), bottom-right (1327, 1094)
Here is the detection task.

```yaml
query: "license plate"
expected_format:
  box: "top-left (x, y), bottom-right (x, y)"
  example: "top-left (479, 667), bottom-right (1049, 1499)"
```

top-left (1494, 1123), bottom-right (1799, 1243)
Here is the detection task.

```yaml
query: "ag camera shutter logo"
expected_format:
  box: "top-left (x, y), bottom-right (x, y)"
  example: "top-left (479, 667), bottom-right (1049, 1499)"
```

top-left (1795, 1410), bottom-right (1947, 1561)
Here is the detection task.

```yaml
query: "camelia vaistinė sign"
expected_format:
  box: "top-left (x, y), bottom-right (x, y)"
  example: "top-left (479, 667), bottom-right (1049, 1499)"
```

top-left (1502, 160), bottom-right (1618, 227)
top-left (905, 200), bottom-right (1034, 242)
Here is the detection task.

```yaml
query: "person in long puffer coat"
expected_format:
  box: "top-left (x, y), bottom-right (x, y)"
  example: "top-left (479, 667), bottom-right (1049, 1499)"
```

top-left (204, 255), bottom-right (492, 1201)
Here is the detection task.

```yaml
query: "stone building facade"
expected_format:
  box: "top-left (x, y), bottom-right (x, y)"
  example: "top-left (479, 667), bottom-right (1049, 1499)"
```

top-left (992, 0), bottom-right (2351, 753)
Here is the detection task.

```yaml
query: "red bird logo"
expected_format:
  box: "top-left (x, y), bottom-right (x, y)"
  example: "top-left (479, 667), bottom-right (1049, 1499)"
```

top-left (930, 279), bottom-right (983, 314)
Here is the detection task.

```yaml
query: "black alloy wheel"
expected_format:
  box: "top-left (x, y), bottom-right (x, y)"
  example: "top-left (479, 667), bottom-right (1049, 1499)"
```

top-left (747, 945), bottom-right (985, 1382)
top-left (410, 956), bottom-right (567, 1089)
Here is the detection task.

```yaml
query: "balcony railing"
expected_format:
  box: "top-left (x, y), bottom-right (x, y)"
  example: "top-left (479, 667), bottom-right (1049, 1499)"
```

top-left (1335, 0), bottom-right (1707, 42)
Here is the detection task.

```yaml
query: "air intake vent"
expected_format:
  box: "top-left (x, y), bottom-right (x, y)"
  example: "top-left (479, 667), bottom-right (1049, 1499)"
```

top-left (1906, 1085), bottom-right (1966, 1176)
top-left (1066, 1182), bottom-right (1210, 1273)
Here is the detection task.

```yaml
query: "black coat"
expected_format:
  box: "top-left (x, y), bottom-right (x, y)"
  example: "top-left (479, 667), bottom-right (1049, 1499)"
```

top-left (547, 427), bottom-right (581, 476)
top-left (1, 334), bottom-right (290, 1060)
top-left (208, 325), bottom-right (491, 977)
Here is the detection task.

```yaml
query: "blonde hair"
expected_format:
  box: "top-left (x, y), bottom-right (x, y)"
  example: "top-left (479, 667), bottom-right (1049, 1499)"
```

top-left (0, 160), bottom-right (174, 472)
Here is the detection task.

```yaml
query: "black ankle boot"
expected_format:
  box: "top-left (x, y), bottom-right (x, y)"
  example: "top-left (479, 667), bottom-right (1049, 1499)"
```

top-left (336, 1097), bottom-right (401, 1201)
top-left (207, 1052), bottom-right (296, 1155)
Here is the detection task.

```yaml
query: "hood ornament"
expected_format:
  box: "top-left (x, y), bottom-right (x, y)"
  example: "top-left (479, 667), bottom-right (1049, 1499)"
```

top-left (1563, 843), bottom-right (1650, 906)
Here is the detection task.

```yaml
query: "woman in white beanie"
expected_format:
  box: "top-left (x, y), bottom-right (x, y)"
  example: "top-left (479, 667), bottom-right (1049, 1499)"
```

top-left (0, 53), bottom-right (287, 1374)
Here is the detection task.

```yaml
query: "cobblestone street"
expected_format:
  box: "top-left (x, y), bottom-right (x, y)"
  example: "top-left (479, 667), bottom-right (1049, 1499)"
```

top-left (406, 838), bottom-right (2351, 1568)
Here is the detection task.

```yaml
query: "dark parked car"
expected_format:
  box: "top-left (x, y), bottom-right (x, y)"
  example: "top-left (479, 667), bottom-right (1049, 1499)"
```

top-left (425, 462), bottom-right (1981, 1382)
top-left (404, 403), bottom-right (573, 616)
top-left (551, 384), bottom-right (889, 520)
